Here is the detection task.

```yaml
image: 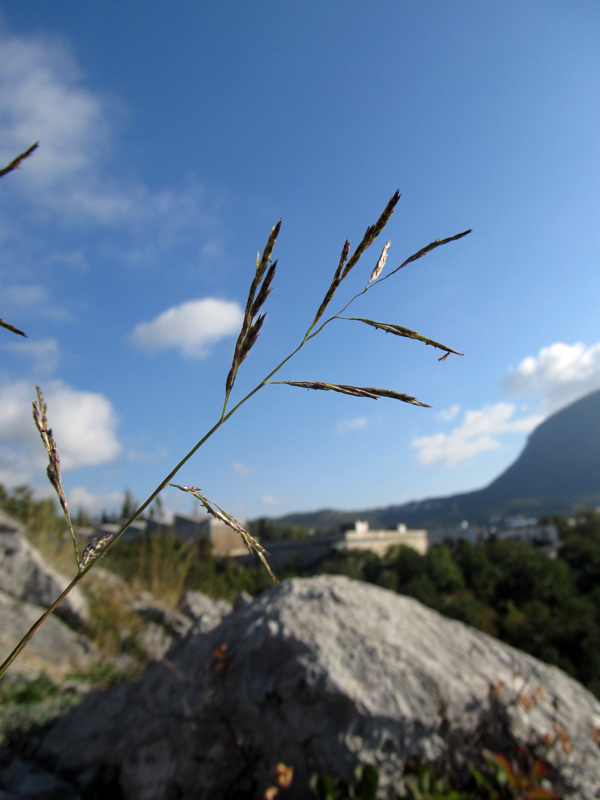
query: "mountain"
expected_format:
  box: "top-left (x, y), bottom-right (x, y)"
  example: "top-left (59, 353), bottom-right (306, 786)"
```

top-left (270, 388), bottom-right (600, 530)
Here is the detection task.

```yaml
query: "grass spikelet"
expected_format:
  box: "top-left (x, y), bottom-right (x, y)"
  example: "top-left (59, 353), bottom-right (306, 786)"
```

top-left (225, 221), bottom-right (281, 405)
top-left (79, 534), bottom-right (115, 568)
top-left (367, 240), bottom-right (391, 287)
top-left (311, 238), bottom-right (351, 329)
top-left (268, 380), bottom-right (430, 407)
top-left (170, 484), bottom-right (278, 582)
top-left (32, 387), bottom-right (80, 568)
top-left (341, 191), bottom-right (400, 281)
top-left (341, 317), bottom-right (463, 358)
top-left (374, 228), bottom-right (472, 286)
top-left (0, 318), bottom-right (27, 338)
top-left (0, 142), bottom-right (39, 179)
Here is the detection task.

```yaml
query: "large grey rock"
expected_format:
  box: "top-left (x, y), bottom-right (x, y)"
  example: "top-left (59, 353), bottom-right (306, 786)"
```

top-left (38, 576), bottom-right (600, 799)
top-left (0, 589), bottom-right (95, 682)
top-left (0, 513), bottom-right (88, 630)
top-left (177, 590), bottom-right (231, 633)
top-left (132, 595), bottom-right (194, 660)
top-left (132, 595), bottom-right (192, 639)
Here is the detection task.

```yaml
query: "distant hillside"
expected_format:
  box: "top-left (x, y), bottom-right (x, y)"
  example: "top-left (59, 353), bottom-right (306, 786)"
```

top-left (269, 388), bottom-right (600, 530)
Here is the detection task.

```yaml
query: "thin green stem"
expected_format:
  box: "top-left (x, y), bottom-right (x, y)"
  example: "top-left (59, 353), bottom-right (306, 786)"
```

top-left (0, 330), bottom-right (310, 678)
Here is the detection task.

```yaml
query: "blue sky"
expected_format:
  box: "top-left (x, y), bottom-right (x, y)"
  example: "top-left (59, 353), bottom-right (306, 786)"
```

top-left (0, 1), bottom-right (599, 521)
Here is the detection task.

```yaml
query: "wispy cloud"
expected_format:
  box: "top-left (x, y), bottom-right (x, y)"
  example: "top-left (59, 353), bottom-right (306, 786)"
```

top-left (412, 402), bottom-right (544, 467)
top-left (233, 461), bottom-right (254, 477)
top-left (68, 486), bottom-right (122, 514)
top-left (261, 495), bottom-right (278, 507)
top-left (0, 29), bottom-right (222, 262)
top-left (5, 338), bottom-right (60, 373)
top-left (504, 341), bottom-right (600, 413)
top-left (337, 416), bottom-right (368, 434)
top-left (130, 298), bottom-right (243, 358)
top-left (0, 380), bottom-right (121, 485)
top-left (434, 404), bottom-right (460, 422)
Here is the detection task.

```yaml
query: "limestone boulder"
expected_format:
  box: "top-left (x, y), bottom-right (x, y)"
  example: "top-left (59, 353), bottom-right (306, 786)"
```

top-left (0, 589), bottom-right (95, 682)
top-left (38, 576), bottom-right (600, 799)
top-left (0, 512), bottom-right (88, 630)
top-left (177, 590), bottom-right (232, 633)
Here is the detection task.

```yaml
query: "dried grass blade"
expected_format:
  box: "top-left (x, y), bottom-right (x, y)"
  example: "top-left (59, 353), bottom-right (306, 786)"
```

top-left (31, 387), bottom-right (80, 568)
top-left (170, 484), bottom-right (278, 582)
top-left (343, 317), bottom-right (463, 357)
top-left (0, 318), bottom-right (27, 337)
top-left (0, 142), bottom-right (39, 179)
top-left (341, 191), bottom-right (400, 280)
top-left (367, 240), bottom-right (391, 287)
top-left (269, 380), bottom-right (429, 406)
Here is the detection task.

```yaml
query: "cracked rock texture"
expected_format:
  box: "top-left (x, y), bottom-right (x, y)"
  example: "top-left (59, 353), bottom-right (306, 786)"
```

top-left (38, 576), bottom-right (600, 799)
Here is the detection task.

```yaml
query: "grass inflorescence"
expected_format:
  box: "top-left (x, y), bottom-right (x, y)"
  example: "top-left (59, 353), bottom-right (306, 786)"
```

top-left (0, 141), bottom-right (471, 676)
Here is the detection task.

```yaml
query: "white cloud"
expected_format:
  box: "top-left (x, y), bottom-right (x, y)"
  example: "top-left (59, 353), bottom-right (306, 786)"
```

top-left (0, 29), bottom-right (220, 249)
top-left (0, 380), bottom-right (121, 485)
top-left (0, 32), bottom-right (109, 189)
top-left (434, 404), bottom-right (460, 422)
top-left (233, 461), bottom-right (254, 477)
top-left (130, 298), bottom-right (243, 358)
top-left (337, 416), bottom-right (368, 434)
top-left (261, 495), bottom-right (278, 507)
top-left (412, 403), bottom-right (544, 467)
top-left (68, 487), bottom-right (122, 514)
top-left (5, 338), bottom-right (60, 373)
top-left (504, 341), bottom-right (600, 413)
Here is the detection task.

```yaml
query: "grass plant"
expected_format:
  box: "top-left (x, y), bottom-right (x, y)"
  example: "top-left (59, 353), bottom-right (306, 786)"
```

top-left (0, 143), bottom-right (470, 677)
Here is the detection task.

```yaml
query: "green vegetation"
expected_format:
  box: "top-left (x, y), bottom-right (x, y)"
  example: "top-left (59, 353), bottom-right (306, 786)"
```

top-left (105, 534), bottom-right (275, 603)
top-left (0, 674), bottom-right (81, 747)
top-left (310, 745), bottom-right (563, 799)
top-left (318, 510), bottom-right (600, 698)
top-left (249, 517), bottom-right (311, 542)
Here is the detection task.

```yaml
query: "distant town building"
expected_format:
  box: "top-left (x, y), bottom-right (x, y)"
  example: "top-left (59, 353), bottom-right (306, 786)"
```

top-left (337, 520), bottom-right (428, 557)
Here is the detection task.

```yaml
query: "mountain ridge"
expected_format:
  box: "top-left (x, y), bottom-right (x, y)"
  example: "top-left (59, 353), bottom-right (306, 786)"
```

top-left (268, 388), bottom-right (600, 530)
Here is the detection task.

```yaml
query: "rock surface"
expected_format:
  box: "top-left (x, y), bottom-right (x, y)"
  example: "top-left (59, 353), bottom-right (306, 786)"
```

top-left (0, 513), bottom-right (88, 630)
top-left (177, 589), bottom-right (232, 633)
top-left (0, 589), bottom-right (95, 682)
top-left (35, 575), bottom-right (600, 799)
